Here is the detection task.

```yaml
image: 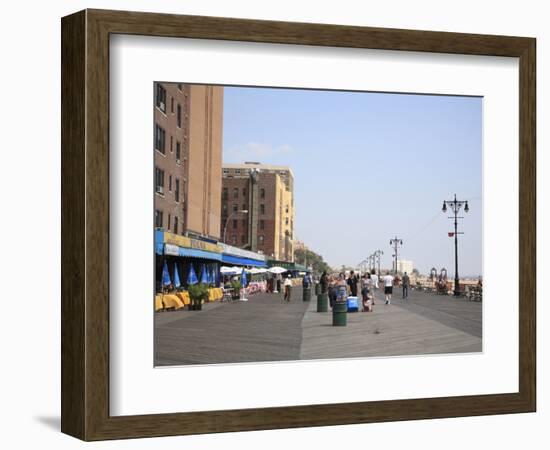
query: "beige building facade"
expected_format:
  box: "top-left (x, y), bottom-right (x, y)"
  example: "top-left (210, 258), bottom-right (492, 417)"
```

top-left (221, 163), bottom-right (295, 261)
top-left (154, 83), bottom-right (223, 240)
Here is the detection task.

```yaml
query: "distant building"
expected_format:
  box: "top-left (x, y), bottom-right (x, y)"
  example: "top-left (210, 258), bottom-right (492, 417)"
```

top-left (221, 162), bottom-right (294, 261)
top-left (397, 259), bottom-right (414, 274)
top-left (154, 83), bottom-right (223, 240)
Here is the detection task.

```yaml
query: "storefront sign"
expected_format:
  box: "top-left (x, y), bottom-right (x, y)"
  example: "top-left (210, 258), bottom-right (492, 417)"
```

top-left (163, 231), bottom-right (222, 253)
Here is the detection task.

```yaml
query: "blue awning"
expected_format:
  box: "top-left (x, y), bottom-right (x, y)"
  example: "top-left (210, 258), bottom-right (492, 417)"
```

top-left (178, 247), bottom-right (222, 261)
top-left (221, 254), bottom-right (267, 267)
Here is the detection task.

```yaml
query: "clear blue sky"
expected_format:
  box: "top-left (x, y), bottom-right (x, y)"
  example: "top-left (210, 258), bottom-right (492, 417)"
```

top-left (222, 86), bottom-right (482, 277)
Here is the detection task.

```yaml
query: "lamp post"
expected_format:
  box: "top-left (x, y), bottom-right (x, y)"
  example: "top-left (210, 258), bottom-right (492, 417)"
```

top-left (367, 254), bottom-right (373, 272)
top-left (374, 250), bottom-right (383, 275)
top-left (442, 194), bottom-right (469, 296)
top-left (389, 237), bottom-right (403, 275)
top-left (223, 209), bottom-right (248, 244)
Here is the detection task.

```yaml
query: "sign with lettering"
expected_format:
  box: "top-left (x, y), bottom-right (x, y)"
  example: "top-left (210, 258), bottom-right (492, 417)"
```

top-left (163, 232), bottom-right (222, 253)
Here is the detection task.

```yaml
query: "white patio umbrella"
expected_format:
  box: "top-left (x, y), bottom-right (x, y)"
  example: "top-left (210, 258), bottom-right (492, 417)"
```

top-left (268, 266), bottom-right (287, 274)
top-left (220, 266), bottom-right (239, 275)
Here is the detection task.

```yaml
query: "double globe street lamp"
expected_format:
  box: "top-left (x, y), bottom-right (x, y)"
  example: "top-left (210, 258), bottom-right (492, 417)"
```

top-left (442, 194), bottom-right (469, 296)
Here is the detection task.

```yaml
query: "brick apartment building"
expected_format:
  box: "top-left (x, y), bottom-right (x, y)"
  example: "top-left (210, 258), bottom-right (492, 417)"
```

top-left (154, 82), bottom-right (223, 240)
top-left (221, 162), bottom-right (295, 262)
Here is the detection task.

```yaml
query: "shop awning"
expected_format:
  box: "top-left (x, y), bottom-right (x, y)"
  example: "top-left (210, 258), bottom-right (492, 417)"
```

top-left (221, 254), bottom-right (267, 267)
top-left (178, 247), bottom-right (222, 261)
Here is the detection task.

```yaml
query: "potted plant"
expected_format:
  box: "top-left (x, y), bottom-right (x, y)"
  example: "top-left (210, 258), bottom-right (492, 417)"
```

top-left (230, 280), bottom-right (242, 300)
top-left (187, 283), bottom-right (209, 310)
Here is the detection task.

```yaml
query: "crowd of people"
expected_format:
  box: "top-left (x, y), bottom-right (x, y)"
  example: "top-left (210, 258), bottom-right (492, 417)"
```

top-left (317, 269), bottom-right (412, 311)
top-left (221, 267), bottom-right (413, 309)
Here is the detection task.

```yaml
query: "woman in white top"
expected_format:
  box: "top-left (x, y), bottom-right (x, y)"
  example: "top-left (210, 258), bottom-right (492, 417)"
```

top-left (370, 269), bottom-right (379, 305)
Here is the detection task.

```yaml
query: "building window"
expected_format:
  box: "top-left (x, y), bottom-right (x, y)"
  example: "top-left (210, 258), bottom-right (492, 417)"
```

top-left (176, 141), bottom-right (181, 160)
top-left (233, 204), bottom-right (238, 213)
top-left (286, 206), bottom-right (289, 214)
top-left (222, 204), bottom-right (228, 213)
top-left (235, 169), bottom-right (241, 175)
top-left (223, 169), bottom-right (229, 176)
top-left (175, 178), bottom-right (180, 202)
top-left (169, 175), bottom-right (172, 192)
top-left (155, 168), bottom-right (164, 194)
top-left (242, 188), bottom-right (247, 196)
top-left (154, 124), bottom-right (166, 154)
top-left (286, 217), bottom-right (289, 225)
top-left (174, 216), bottom-right (178, 234)
top-left (168, 214), bottom-right (171, 229)
top-left (171, 97), bottom-right (174, 114)
top-left (232, 235), bottom-right (237, 245)
top-left (242, 204), bottom-right (246, 211)
top-left (259, 235), bottom-right (264, 245)
top-left (232, 219), bottom-right (237, 228)
top-left (155, 209), bottom-right (163, 228)
top-left (170, 135), bottom-right (173, 153)
top-left (260, 188), bottom-right (265, 199)
top-left (242, 219), bottom-right (247, 227)
top-left (222, 187), bottom-right (228, 200)
top-left (155, 84), bottom-right (166, 113)
top-left (241, 235), bottom-right (246, 244)
top-left (177, 104), bottom-right (182, 128)
top-left (233, 188), bottom-right (239, 199)
top-left (260, 219), bottom-right (265, 230)
top-left (260, 204), bottom-right (265, 215)
top-left (177, 83), bottom-right (183, 91)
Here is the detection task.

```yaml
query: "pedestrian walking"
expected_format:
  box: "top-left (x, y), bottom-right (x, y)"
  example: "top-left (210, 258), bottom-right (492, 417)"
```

top-left (383, 272), bottom-right (394, 304)
top-left (283, 274), bottom-right (292, 302)
top-left (370, 269), bottom-right (379, 305)
top-left (320, 271), bottom-right (328, 294)
top-left (303, 272), bottom-right (312, 288)
top-left (361, 273), bottom-right (373, 312)
top-left (347, 270), bottom-right (358, 297)
top-left (328, 278), bottom-right (337, 309)
top-left (402, 272), bottom-right (410, 300)
top-left (276, 273), bottom-right (282, 293)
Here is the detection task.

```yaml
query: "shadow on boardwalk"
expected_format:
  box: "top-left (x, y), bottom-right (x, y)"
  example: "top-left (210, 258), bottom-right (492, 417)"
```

top-left (155, 289), bottom-right (309, 366)
top-left (155, 288), bottom-right (482, 366)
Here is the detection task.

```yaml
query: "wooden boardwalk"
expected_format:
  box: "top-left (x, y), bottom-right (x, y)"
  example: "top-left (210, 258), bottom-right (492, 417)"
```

top-left (300, 290), bottom-right (481, 360)
top-left (155, 288), bottom-right (482, 366)
top-left (155, 289), bottom-right (309, 366)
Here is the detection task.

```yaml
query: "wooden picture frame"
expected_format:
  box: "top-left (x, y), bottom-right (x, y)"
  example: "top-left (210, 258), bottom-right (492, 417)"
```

top-left (61, 9), bottom-right (536, 441)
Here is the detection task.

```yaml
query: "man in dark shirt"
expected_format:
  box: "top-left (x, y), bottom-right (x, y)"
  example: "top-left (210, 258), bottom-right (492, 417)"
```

top-left (347, 271), bottom-right (358, 297)
top-left (402, 272), bottom-right (410, 300)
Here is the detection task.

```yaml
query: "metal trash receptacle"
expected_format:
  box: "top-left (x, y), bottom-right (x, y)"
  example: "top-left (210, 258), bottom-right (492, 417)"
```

top-left (317, 293), bottom-right (328, 312)
top-left (333, 285), bottom-right (348, 326)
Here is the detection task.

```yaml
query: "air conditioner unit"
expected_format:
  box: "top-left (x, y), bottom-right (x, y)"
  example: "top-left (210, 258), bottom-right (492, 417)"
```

top-left (159, 101), bottom-right (165, 111)
top-left (176, 159), bottom-right (181, 164)
top-left (157, 186), bottom-right (164, 194)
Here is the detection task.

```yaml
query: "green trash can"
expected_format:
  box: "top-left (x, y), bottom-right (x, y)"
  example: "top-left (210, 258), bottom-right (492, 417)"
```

top-left (315, 283), bottom-right (321, 295)
top-left (317, 293), bottom-right (328, 312)
top-left (303, 286), bottom-right (312, 302)
top-left (332, 300), bottom-right (347, 326)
